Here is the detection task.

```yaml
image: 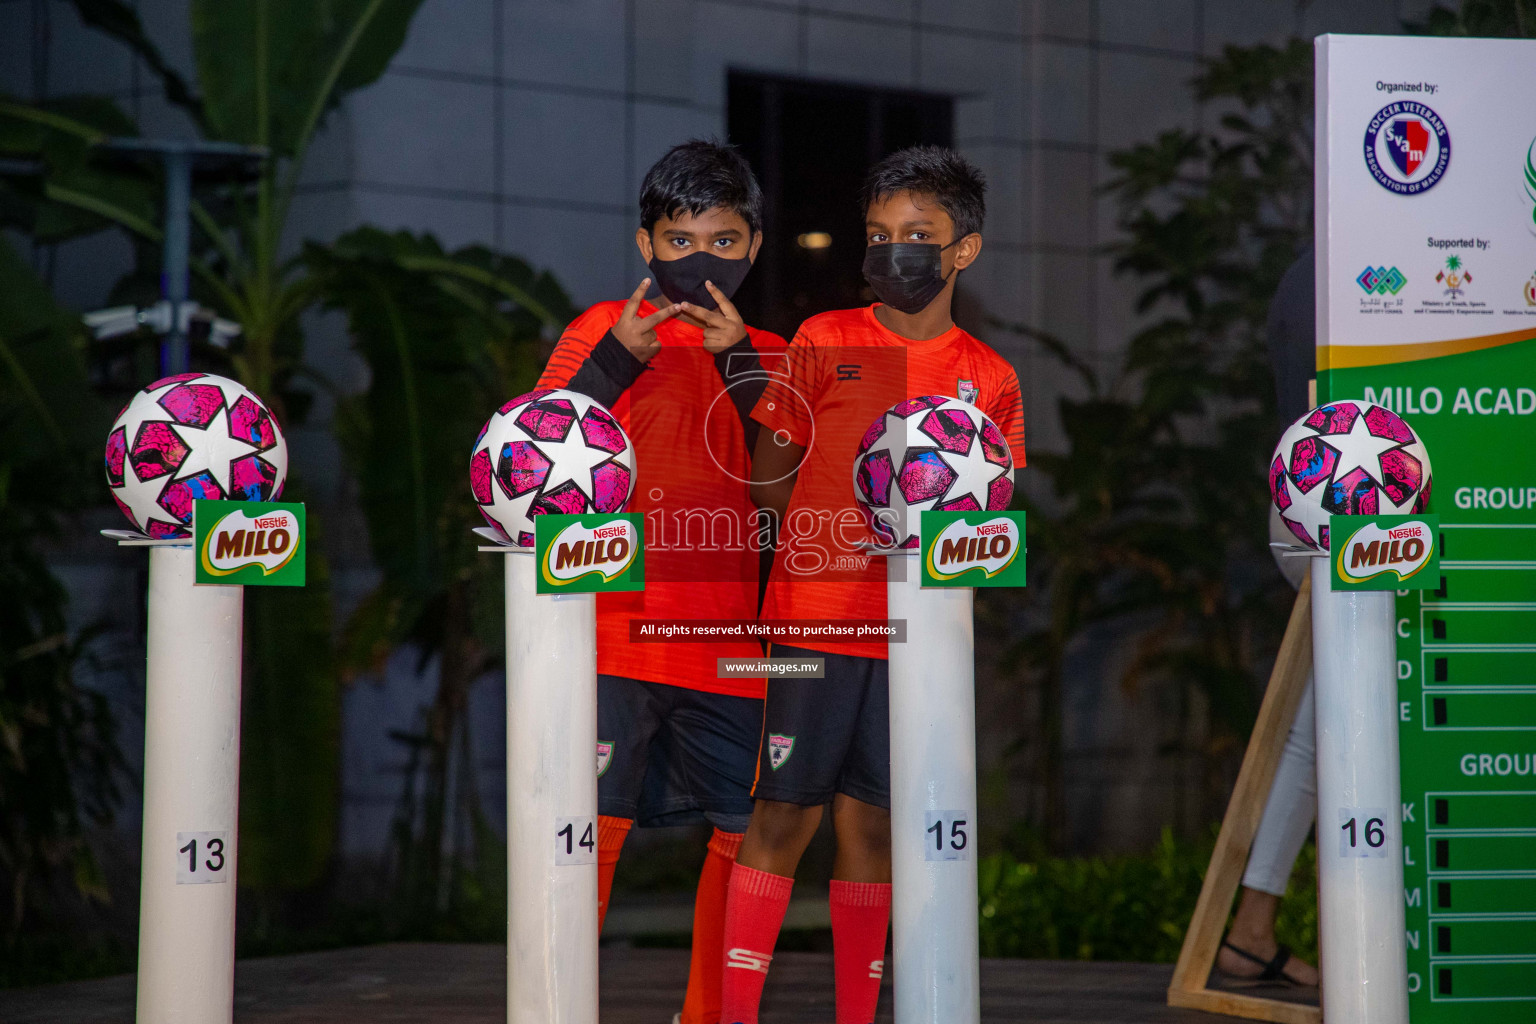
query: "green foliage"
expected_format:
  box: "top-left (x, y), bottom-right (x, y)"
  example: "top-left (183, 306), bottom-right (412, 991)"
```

top-left (240, 498), bottom-right (340, 893)
top-left (1407, 0), bottom-right (1536, 36)
top-left (0, 237), bottom-right (120, 936)
top-left (0, 0), bottom-right (447, 899)
top-left (193, 0), bottom-right (420, 158)
top-left (978, 829), bottom-right (1318, 964)
top-left (992, 40), bottom-right (1313, 846)
top-left (307, 227), bottom-right (573, 920)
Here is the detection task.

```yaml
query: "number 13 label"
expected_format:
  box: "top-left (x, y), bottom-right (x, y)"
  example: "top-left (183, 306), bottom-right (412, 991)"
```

top-left (924, 810), bottom-right (969, 862)
top-left (554, 816), bottom-right (596, 866)
top-left (176, 830), bottom-right (230, 884)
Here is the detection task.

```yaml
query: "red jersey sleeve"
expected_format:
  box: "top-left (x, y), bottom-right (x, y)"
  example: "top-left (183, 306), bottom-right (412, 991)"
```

top-left (537, 304), bottom-right (622, 389)
top-left (985, 362), bottom-right (1026, 468)
top-left (751, 330), bottom-right (819, 447)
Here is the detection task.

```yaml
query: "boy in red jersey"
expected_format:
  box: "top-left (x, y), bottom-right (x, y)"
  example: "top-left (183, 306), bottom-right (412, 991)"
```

top-left (720, 147), bottom-right (1025, 1024)
top-left (537, 139), bottom-right (783, 1024)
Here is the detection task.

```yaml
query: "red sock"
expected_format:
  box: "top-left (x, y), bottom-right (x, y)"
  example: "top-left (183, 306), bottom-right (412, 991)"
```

top-left (597, 815), bottom-right (631, 932)
top-left (718, 863), bottom-right (793, 1024)
top-left (680, 829), bottom-right (743, 1024)
top-left (830, 880), bottom-right (891, 1024)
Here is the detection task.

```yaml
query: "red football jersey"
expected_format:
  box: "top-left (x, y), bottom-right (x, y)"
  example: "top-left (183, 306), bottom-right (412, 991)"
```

top-left (539, 301), bottom-right (784, 696)
top-left (753, 305), bottom-right (1025, 660)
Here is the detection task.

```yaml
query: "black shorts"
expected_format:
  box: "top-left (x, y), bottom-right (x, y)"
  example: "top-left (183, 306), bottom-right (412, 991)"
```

top-left (751, 644), bottom-right (890, 808)
top-left (598, 675), bottom-right (760, 831)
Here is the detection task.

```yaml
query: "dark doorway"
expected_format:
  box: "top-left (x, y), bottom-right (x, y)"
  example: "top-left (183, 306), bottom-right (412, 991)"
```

top-left (727, 72), bottom-right (953, 339)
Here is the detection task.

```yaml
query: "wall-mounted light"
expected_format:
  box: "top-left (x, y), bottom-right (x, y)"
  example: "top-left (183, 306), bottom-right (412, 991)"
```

top-left (796, 231), bottom-right (832, 250)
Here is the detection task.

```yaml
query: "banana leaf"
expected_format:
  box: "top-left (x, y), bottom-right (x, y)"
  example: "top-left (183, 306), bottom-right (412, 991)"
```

top-left (193, 0), bottom-right (424, 158)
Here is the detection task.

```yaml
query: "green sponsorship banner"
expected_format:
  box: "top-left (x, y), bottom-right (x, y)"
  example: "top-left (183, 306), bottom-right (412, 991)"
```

top-left (1330, 514), bottom-right (1440, 591)
top-left (1325, 340), bottom-right (1536, 1017)
top-left (919, 510), bottom-right (1026, 588)
top-left (534, 513), bottom-right (644, 594)
top-left (193, 499), bottom-right (306, 586)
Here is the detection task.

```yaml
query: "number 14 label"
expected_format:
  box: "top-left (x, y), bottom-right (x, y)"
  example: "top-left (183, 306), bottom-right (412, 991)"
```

top-left (924, 810), bottom-right (970, 862)
top-left (554, 816), bottom-right (596, 866)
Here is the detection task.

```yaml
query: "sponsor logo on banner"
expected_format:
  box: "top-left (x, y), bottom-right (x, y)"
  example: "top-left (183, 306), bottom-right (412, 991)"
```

top-left (194, 499), bottom-right (306, 586)
top-left (767, 734), bottom-right (795, 771)
top-left (534, 513), bottom-right (644, 593)
top-left (1524, 271), bottom-right (1536, 306)
top-left (1357, 266), bottom-right (1407, 294)
top-left (920, 510), bottom-right (1028, 588)
top-left (1330, 514), bottom-right (1440, 590)
top-left (596, 742), bottom-right (613, 779)
top-left (1524, 138), bottom-right (1536, 231)
top-left (1435, 255), bottom-right (1472, 298)
top-left (957, 378), bottom-right (979, 404)
top-left (1363, 101), bottom-right (1450, 194)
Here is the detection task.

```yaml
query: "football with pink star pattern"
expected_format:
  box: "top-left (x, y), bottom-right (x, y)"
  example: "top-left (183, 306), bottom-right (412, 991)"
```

top-left (105, 373), bottom-right (287, 538)
top-left (1269, 400), bottom-right (1433, 553)
top-left (469, 388), bottom-right (636, 547)
top-left (852, 395), bottom-right (1015, 550)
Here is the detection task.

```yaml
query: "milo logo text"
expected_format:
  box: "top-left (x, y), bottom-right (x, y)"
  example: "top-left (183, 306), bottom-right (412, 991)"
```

top-left (200, 508), bottom-right (301, 577)
top-left (927, 516), bottom-right (1020, 581)
top-left (1340, 519), bottom-right (1432, 583)
top-left (543, 519), bottom-right (639, 586)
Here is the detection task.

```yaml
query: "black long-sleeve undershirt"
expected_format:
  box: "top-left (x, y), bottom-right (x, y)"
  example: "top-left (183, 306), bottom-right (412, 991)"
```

top-left (560, 330), bottom-right (768, 450)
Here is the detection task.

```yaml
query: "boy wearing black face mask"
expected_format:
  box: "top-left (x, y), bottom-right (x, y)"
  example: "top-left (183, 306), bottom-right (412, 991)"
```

top-left (537, 138), bottom-right (783, 1024)
top-left (719, 146), bottom-right (1026, 1024)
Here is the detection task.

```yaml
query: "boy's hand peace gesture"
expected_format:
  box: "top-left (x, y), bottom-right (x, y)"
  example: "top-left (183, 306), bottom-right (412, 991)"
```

top-left (681, 281), bottom-right (749, 354)
top-left (611, 278), bottom-right (680, 363)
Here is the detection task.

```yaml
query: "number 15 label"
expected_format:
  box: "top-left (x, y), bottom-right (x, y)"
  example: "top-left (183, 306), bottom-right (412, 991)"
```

top-left (176, 830), bottom-right (230, 884)
top-left (924, 811), bottom-right (969, 862)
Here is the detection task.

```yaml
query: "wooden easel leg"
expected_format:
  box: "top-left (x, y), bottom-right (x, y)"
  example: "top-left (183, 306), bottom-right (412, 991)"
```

top-left (1167, 576), bottom-right (1322, 1024)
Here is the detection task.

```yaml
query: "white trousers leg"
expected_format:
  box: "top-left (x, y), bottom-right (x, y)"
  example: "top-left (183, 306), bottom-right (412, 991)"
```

top-left (1241, 676), bottom-right (1317, 896)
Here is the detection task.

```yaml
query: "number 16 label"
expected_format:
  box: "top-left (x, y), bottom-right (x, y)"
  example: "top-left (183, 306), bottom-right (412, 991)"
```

top-left (924, 811), bottom-right (969, 862)
top-left (1338, 808), bottom-right (1389, 858)
top-left (554, 816), bottom-right (596, 866)
top-left (176, 830), bottom-right (230, 884)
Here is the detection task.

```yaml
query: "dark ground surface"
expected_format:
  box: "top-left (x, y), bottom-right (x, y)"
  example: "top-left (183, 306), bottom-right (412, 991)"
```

top-left (0, 943), bottom-right (1317, 1023)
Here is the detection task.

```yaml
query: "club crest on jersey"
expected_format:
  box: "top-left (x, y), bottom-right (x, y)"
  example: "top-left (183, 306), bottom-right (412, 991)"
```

top-left (768, 734), bottom-right (795, 771)
top-left (957, 379), bottom-right (978, 404)
top-left (596, 741), bottom-right (614, 778)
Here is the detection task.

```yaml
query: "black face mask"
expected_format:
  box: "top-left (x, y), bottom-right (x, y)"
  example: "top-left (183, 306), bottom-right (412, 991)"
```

top-left (647, 251), bottom-right (752, 310)
top-left (861, 240), bottom-right (960, 314)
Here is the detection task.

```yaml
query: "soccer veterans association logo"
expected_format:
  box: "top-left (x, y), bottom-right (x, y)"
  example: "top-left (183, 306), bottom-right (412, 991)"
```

top-left (596, 742), bottom-right (613, 779)
top-left (1363, 101), bottom-right (1450, 194)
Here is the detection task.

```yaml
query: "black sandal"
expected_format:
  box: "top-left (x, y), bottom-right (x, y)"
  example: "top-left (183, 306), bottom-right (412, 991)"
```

top-left (1218, 940), bottom-right (1305, 987)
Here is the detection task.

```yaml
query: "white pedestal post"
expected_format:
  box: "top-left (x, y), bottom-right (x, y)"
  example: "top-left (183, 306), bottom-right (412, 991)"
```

top-left (135, 543), bottom-right (244, 1024)
top-left (502, 549), bottom-right (599, 1024)
top-left (1309, 557), bottom-right (1409, 1024)
top-left (885, 551), bottom-right (981, 1024)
